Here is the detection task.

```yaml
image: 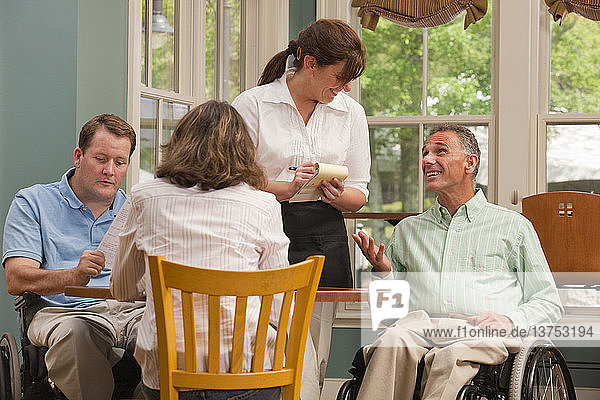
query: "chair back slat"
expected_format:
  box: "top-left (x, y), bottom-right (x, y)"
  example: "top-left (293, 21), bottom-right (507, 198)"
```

top-left (272, 291), bottom-right (294, 370)
top-left (522, 191), bottom-right (600, 282)
top-left (251, 295), bottom-right (273, 372)
top-left (147, 256), bottom-right (179, 400)
top-left (207, 295), bottom-right (221, 373)
top-left (181, 291), bottom-right (197, 372)
top-left (148, 255), bottom-right (324, 400)
top-left (230, 296), bottom-right (248, 373)
top-left (161, 262), bottom-right (313, 296)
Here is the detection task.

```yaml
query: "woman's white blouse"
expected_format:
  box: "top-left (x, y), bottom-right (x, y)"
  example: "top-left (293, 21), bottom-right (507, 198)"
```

top-left (232, 71), bottom-right (371, 199)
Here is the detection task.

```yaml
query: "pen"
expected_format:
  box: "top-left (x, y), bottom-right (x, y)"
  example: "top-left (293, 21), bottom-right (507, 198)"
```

top-left (288, 166), bottom-right (297, 171)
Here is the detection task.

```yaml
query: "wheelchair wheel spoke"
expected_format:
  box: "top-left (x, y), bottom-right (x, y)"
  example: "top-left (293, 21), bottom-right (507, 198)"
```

top-left (531, 349), bottom-right (573, 400)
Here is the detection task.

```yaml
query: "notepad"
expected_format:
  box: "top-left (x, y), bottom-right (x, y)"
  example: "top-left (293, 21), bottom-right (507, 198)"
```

top-left (288, 163), bottom-right (349, 203)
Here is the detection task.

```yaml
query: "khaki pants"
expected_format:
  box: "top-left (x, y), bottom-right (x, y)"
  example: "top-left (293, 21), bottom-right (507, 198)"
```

top-left (28, 300), bottom-right (145, 400)
top-left (357, 311), bottom-right (522, 400)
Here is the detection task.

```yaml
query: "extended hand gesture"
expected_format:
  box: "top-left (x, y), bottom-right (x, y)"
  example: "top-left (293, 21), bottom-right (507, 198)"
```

top-left (351, 230), bottom-right (392, 273)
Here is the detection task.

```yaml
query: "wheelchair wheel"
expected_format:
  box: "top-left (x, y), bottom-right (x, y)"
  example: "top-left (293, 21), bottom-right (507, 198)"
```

top-left (0, 333), bottom-right (21, 400)
top-left (336, 379), bottom-right (361, 400)
top-left (509, 338), bottom-right (575, 400)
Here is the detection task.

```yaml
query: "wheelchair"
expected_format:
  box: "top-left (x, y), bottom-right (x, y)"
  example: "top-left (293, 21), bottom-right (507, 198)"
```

top-left (0, 292), bottom-right (142, 400)
top-left (336, 337), bottom-right (576, 400)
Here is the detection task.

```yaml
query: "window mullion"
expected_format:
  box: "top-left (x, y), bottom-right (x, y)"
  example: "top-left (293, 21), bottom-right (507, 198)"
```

top-left (216, 0), bottom-right (225, 100)
top-left (156, 99), bottom-right (164, 168)
top-left (146, 0), bottom-right (153, 87)
top-left (422, 29), bottom-right (428, 118)
top-left (194, 0), bottom-right (206, 102)
top-left (418, 123), bottom-right (424, 213)
top-left (420, 29), bottom-right (428, 211)
top-left (174, 0), bottom-right (181, 93)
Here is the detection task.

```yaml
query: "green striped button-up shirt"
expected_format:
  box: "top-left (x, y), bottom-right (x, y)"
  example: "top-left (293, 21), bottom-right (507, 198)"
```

top-left (386, 190), bottom-right (563, 330)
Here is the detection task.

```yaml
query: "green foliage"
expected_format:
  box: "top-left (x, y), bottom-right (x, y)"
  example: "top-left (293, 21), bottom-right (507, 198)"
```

top-left (428, 13), bottom-right (491, 115)
top-left (550, 15), bottom-right (600, 113)
top-left (361, 20), bottom-right (423, 116)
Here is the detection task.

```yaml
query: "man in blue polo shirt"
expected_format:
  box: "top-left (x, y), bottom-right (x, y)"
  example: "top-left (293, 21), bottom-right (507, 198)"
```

top-left (3, 114), bottom-right (144, 400)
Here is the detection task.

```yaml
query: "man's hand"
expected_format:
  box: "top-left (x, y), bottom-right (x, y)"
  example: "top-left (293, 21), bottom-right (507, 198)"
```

top-left (352, 230), bottom-right (392, 273)
top-left (467, 311), bottom-right (514, 332)
top-left (69, 250), bottom-right (105, 286)
top-left (5, 251), bottom-right (106, 296)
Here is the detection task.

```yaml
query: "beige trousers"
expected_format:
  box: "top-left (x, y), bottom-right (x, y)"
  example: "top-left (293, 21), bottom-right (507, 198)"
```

top-left (28, 300), bottom-right (145, 400)
top-left (357, 311), bottom-right (522, 400)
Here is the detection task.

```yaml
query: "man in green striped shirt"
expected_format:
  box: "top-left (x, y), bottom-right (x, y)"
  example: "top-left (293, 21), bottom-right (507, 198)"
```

top-left (353, 124), bottom-right (562, 400)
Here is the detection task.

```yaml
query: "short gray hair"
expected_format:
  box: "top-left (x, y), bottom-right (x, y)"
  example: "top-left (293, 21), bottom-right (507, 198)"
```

top-left (428, 123), bottom-right (481, 180)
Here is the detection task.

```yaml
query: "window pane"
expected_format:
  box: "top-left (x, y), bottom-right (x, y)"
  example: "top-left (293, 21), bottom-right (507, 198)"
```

top-left (428, 10), bottom-right (492, 115)
top-left (151, 0), bottom-right (176, 91)
top-left (223, 0), bottom-right (241, 102)
top-left (423, 125), bottom-right (489, 207)
top-left (546, 124), bottom-right (600, 193)
top-left (140, 97), bottom-right (158, 182)
top-left (205, 0), bottom-right (217, 99)
top-left (141, 0), bottom-right (147, 86)
top-left (365, 126), bottom-right (420, 212)
top-left (550, 15), bottom-right (600, 113)
top-left (161, 102), bottom-right (189, 147)
top-left (361, 19), bottom-right (423, 116)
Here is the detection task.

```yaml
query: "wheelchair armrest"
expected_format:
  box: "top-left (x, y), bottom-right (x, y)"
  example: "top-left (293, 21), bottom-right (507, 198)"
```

top-left (14, 291), bottom-right (42, 312)
top-left (14, 291), bottom-right (55, 342)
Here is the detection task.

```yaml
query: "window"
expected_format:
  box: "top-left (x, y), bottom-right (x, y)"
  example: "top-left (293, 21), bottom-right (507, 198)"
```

top-left (357, 12), bottom-right (493, 248)
top-left (540, 14), bottom-right (600, 194)
top-left (128, 0), bottom-right (244, 187)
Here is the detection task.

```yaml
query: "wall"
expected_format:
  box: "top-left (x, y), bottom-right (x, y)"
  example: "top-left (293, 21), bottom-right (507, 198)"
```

top-left (289, 0), bottom-right (315, 41)
top-left (0, 0), bottom-right (127, 337)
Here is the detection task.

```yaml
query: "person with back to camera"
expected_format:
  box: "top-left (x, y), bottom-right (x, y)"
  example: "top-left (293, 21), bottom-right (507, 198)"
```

top-left (110, 100), bottom-right (290, 400)
top-left (232, 18), bottom-right (371, 397)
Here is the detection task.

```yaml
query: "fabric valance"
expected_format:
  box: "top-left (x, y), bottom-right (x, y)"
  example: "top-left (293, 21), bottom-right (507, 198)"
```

top-left (351, 0), bottom-right (488, 31)
top-left (545, 0), bottom-right (600, 23)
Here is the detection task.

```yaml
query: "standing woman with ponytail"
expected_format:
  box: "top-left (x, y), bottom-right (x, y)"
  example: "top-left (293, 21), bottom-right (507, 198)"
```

top-left (232, 18), bottom-right (370, 396)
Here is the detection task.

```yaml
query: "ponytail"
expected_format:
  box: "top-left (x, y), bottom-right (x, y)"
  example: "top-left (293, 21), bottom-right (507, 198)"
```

top-left (257, 20), bottom-right (365, 87)
top-left (257, 40), bottom-right (301, 86)
top-left (257, 50), bottom-right (290, 86)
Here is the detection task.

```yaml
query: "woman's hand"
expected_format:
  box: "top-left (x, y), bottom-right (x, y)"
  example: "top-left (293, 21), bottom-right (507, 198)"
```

top-left (319, 178), bottom-right (345, 204)
top-left (287, 163), bottom-right (315, 199)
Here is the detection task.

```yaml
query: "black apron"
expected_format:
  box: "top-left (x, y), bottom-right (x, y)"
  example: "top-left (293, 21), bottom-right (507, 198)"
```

top-left (281, 201), bottom-right (352, 288)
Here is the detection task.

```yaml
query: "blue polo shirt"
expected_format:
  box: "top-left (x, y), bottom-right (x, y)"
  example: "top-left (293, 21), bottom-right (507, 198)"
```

top-left (2, 168), bottom-right (127, 307)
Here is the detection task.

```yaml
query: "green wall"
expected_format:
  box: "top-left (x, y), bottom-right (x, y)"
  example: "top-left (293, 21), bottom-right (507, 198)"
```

top-left (0, 0), bottom-right (128, 337)
top-left (289, 0), bottom-right (315, 41)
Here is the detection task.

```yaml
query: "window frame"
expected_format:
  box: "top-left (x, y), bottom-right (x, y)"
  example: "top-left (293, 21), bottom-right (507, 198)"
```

top-left (127, 0), bottom-right (289, 190)
top-left (536, 5), bottom-right (600, 192)
top-left (127, 0), bottom-right (199, 191)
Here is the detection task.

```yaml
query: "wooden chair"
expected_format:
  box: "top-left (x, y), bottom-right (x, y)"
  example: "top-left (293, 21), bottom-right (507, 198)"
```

top-left (521, 191), bottom-right (600, 284)
top-left (147, 255), bottom-right (325, 400)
